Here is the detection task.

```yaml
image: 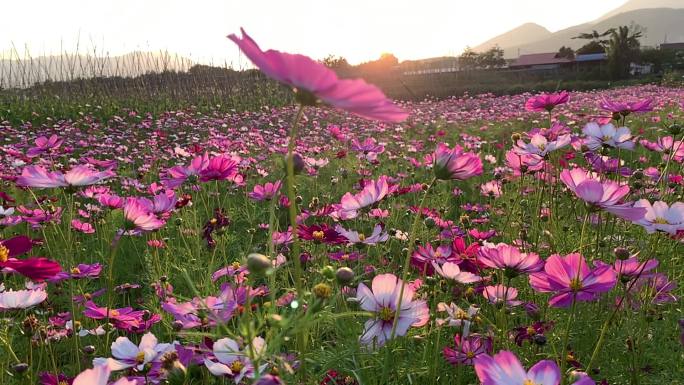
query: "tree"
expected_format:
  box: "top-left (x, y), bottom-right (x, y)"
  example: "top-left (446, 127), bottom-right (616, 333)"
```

top-left (478, 46), bottom-right (507, 69)
top-left (321, 55), bottom-right (350, 70)
top-left (556, 46), bottom-right (575, 60)
top-left (576, 41), bottom-right (606, 55)
top-left (606, 24), bottom-right (644, 79)
top-left (460, 47), bottom-right (480, 70)
top-left (573, 28), bottom-right (614, 55)
top-left (573, 29), bottom-right (615, 46)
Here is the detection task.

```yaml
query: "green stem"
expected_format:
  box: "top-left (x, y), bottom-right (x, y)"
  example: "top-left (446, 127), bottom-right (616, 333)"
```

top-left (381, 177), bottom-right (436, 379)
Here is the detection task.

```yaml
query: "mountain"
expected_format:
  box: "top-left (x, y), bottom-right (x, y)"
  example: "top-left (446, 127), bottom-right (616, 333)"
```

top-left (470, 23), bottom-right (551, 53)
top-left (473, 2), bottom-right (684, 58)
top-left (0, 51), bottom-right (194, 89)
top-left (596, 0), bottom-right (684, 21)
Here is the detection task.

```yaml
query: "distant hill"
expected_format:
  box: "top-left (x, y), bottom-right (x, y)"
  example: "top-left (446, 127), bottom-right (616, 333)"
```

top-left (470, 23), bottom-right (551, 53)
top-left (0, 51), bottom-right (194, 89)
top-left (474, 6), bottom-right (684, 58)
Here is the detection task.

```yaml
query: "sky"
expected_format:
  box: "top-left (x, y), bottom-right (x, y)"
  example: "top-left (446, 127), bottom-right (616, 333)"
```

top-left (3, 0), bottom-right (628, 66)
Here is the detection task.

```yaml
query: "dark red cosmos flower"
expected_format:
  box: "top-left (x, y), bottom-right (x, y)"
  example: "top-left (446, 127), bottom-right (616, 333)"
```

top-left (298, 224), bottom-right (346, 244)
top-left (39, 372), bottom-right (74, 385)
top-left (511, 321), bottom-right (555, 346)
top-left (320, 369), bottom-right (358, 385)
top-left (0, 236), bottom-right (61, 281)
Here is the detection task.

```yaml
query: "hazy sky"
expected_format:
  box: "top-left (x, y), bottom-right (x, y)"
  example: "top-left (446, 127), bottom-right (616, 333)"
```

top-left (4, 0), bottom-right (627, 66)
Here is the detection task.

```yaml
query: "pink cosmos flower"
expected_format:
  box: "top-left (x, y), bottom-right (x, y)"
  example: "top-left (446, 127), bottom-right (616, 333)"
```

top-left (335, 176), bottom-right (391, 219)
top-left (480, 181), bottom-right (502, 197)
top-left (505, 150), bottom-right (544, 176)
top-left (411, 242), bottom-right (456, 274)
top-left (474, 350), bottom-right (594, 385)
top-left (514, 134), bottom-right (571, 158)
top-left (560, 168), bottom-right (646, 221)
top-left (432, 262), bottom-right (481, 284)
top-left (17, 165), bottom-right (115, 188)
top-left (524, 91), bottom-right (569, 112)
top-left (162, 153), bottom-right (209, 188)
top-left (123, 198), bottom-right (165, 232)
top-left (248, 181), bottom-right (282, 201)
top-left (443, 333), bottom-right (492, 366)
top-left (72, 364), bottom-right (137, 385)
top-left (633, 199), bottom-right (684, 234)
top-left (433, 143), bottom-right (483, 181)
top-left (582, 122), bottom-right (634, 151)
top-left (228, 28), bottom-right (407, 122)
top-left (27, 134), bottom-right (63, 157)
top-left (482, 285), bottom-right (522, 307)
top-left (0, 288), bottom-right (47, 310)
top-left (529, 253), bottom-right (617, 308)
top-left (477, 243), bottom-right (543, 274)
top-left (335, 224), bottom-right (389, 245)
top-left (93, 332), bottom-right (175, 371)
top-left (356, 273), bottom-right (429, 347)
top-left (203, 336), bottom-right (267, 382)
top-left (71, 219), bottom-right (95, 234)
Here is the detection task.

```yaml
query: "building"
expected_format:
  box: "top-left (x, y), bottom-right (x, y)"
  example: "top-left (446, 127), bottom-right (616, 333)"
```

top-left (660, 42), bottom-right (684, 51)
top-left (509, 53), bottom-right (573, 71)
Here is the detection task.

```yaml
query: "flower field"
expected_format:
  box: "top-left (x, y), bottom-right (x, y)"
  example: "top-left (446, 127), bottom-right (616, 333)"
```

top-left (0, 30), bottom-right (683, 385)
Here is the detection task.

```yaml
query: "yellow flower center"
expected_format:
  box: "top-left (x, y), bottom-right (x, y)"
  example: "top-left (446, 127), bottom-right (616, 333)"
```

top-left (569, 278), bottom-right (583, 292)
top-left (466, 351), bottom-right (475, 359)
top-left (135, 351), bottom-right (146, 364)
top-left (0, 245), bottom-right (9, 263)
top-left (527, 326), bottom-right (537, 336)
top-left (654, 217), bottom-right (669, 224)
top-left (312, 231), bottom-right (325, 241)
top-left (379, 306), bottom-right (395, 322)
top-left (229, 360), bottom-right (244, 373)
top-left (231, 261), bottom-right (241, 270)
top-left (341, 254), bottom-right (349, 260)
top-left (455, 309), bottom-right (469, 320)
top-left (434, 251), bottom-right (442, 257)
top-left (110, 310), bottom-right (120, 317)
top-left (59, 382), bottom-right (69, 385)
top-left (210, 218), bottom-right (218, 225)
top-left (71, 267), bottom-right (81, 275)
top-left (602, 135), bottom-right (612, 142)
top-left (358, 233), bottom-right (366, 241)
top-left (524, 380), bottom-right (538, 385)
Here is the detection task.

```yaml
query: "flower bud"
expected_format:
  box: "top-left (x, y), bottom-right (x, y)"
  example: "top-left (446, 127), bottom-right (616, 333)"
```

top-left (247, 253), bottom-right (272, 274)
top-left (336, 267), bottom-right (355, 285)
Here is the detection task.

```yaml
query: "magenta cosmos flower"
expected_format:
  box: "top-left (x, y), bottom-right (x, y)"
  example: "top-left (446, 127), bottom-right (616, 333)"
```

top-left (433, 143), bottom-right (483, 181)
top-left (524, 91), bottom-right (569, 112)
top-left (356, 273), bottom-right (429, 347)
top-left (17, 165), bottom-right (115, 189)
top-left (443, 333), bottom-right (492, 366)
top-left (248, 181), bottom-right (282, 201)
top-left (529, 253), bottom-right (616, 308)
top-left (477, 243), bottom-right (543, 274)
top-left (560, 168), bottom-right (646, 221)
top-left (474, 350), bottom-right (595, 385)
top-left (600, 98), bottom-right (653, 115)
top-left (0, 236), bottom-right (62, 281)
top-left (199, 156), bottom-right (244, 184)
top-left (228, 28), bottom-right (407, 122)
top-left (482, 285), bottom-right (522, 307)
top-left (26, 134), bottom-right (63, 158)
